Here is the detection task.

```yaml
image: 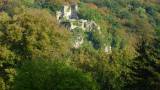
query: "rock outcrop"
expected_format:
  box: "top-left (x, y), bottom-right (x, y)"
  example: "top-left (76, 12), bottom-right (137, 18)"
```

top-left (104, 46), bottom-right (112, 54)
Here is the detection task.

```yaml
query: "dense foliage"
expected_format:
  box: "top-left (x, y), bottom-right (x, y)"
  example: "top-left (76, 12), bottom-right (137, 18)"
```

top-left (0, 0), bottom-right (160, 90)
top-left (13, 60), bottom-right (99, 90)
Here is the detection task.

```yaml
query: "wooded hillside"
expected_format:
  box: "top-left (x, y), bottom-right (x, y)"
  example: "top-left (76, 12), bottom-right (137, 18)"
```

top-left (0, 0), bottom-right (160, 90)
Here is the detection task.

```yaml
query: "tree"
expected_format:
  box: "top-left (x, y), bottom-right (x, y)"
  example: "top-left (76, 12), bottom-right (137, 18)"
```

top-left (34, 0), bottom-right (80, 12)
top-left (0, 77), bottom-right (5, 90)
top-left (13, 59), bottom-right (99, 90)
top-left (79, 3), bottom-right (103, 21)
top-left (127, 36), bottom-right (160, 90)
top-left (0, 8), bottom-right (71, 89)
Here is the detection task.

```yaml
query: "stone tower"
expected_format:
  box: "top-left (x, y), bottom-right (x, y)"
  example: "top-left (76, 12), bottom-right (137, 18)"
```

top-left (70, 3), bottom-right (78, 19)
top-left (62, 4), bottom-right (72, 20)
top-left (57, 3), bottom-right (78, 20)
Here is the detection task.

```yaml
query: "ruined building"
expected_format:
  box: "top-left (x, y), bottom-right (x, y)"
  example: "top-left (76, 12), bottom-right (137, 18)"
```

top-left (56, 3), bottom-right (100, 31)
top-left (57, 3), bottom-right (78, 20)
top-left (56, 3), bottom-right (112, 53)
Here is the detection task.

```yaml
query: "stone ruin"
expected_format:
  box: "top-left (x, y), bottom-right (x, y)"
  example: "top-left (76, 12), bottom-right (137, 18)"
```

top-left (56, 3), bottom-right (100, 31)
top-left (56, 3), bottom-right (99, 49)
top-left (56, 3), bottom-right (78, 20)
top-left (56, 3), bottom-right (112, 53)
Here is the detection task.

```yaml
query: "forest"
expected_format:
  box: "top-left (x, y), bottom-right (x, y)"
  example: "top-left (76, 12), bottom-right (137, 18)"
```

top-left (0, 0), bottom-right (160, 90)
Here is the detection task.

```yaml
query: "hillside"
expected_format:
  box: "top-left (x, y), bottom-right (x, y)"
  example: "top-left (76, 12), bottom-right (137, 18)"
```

top-left (0, 0), bottom-right (160, 90)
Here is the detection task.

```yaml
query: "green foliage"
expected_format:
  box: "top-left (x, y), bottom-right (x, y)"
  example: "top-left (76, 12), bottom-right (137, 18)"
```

top-left (127, 39), bottom-right (160, 90)
top-left (79, 3), bottom-right (103, 21)
top-left (0, 77), bottom-right (5, 90)
top-left (13, 60), bottom-right (99, 90)
top-left (0, 9), bottom-right (70, 60)
top-left (1, 0), bottom-right (160, 90)
top-left (87, 31), bottom-right (104, 49)
top-left (0, 8), bottom-right (71, 89)
top-left (70, 46), bottom-right (133, 90)
top-left (135, 7), bottom-right (147, 18)
top-left (21, 0), bottom-right (35, 7)
top-left (33, 0), bottom-right (70, 12)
